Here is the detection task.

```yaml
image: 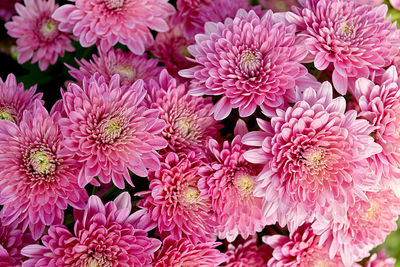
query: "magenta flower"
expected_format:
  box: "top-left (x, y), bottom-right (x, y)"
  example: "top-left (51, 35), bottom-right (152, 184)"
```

top-left (22, 193), bottom-right (161, 266)
top-left (67, 48), bottom-right (163, 87)
top-left (198, 120), bottom-right (268, 242)
top-left (0, 0), bottom-right (21, 21)
top-left (287, 0), bottom-right (397, 94)
top-left (264, 224), bottom-right (345, 266)
top-left (153, 236), bottom-right (227, 267)
top-left (137, 152), bottom-right (217, 244)
top-left (0, 221), bottom-right (33, 266)
top-left (5, 0), bottom-right (74, 70)
top-left (224, 237), bottom-right (272, 267)
top-left (146, 70), bottom-right (221, 156)
top-left (60, 74), bottom-right (167, 189)
top-left (0, 102), bottom-right (87, 240)
top-left (0, 73), bottom-right (42, 125)
top-left (365, 250), bottom-right (396, 267)
top-left (180, 9), bottom-right (308, 119)
top-left (52, 0), bottom-right (175, 55)
top-left (243, 82), bottom-right (382, 231)
top-left (313, 189), bottom-right (400, 265)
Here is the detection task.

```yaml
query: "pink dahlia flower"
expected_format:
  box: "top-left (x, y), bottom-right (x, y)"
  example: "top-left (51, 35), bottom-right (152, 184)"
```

top-left (0, 0), bottom-right (21, 21)
top-left (198, 120), bottom-right (268, 242)
top-left (52, 0), bottom-right (175, 55)
top-left (264, 224), bottom-right (345, 266)
top-left (146, 70), bottom-right (221, 157)
top-left (259, 0), bottom-right (299, 12)
top-left (137, 152), bottom-right (217, 244)
top-left (0, 221), bottom-right (33, 266)
top-left (153, 236), bottom-right (227, 267)
top-left (180, 9), bottom-right (308, 119)
top-left (224, 237), bottom-right (272, 267)
top-left (67, 48), bottom-right (162, 87)
top-left (5, 0), bottom-right (74, 70)
top-left (365, 250), bottom-right (396, 267)
top-left (0, 73), bottom-right (42, 125)
top-left (243, 82), bottom-right (382, 231)
top-left (0, 102), bottom-right (87, 240)
top-left (287, 0), bottom-right (398, 94)
top-left (22, 193), bottom-right (161, 266)
top-left (353, 66), bottom-right (400, 196)
top-left (60, 74), bottom-right (167, 189)
top-left (313, 189), bottom-right (400, 265)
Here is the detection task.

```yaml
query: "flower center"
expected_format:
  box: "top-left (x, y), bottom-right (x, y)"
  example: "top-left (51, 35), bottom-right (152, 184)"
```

top-left (39, 19), bottom-right (59, 40)
top-left (302, 147), bottom-right (327, 175)
top-left (104, 0), bottom-right (124, 10)
top-left (239, 49), bottom-right (262, 76)
top-left (363, 200), bottom-right (379, 221)
top-left (177, 117), bottom-right (196, 137)
top-left (233, 173), bottom-right (255, 198)
top-left (0, 107), bottom-right (15, 123)
top-left (29, 150), bottom-right (56, 176)
top-left (100, 116), bottom-right (126, 143)
top-left (83, 257), bottom-right (112, 267)
top-left (113, 65), bottom-right (135, 82)
top-left (337, 21), bottom-right (355, 39)
top-left (179, 185), bottom-right (200, 206)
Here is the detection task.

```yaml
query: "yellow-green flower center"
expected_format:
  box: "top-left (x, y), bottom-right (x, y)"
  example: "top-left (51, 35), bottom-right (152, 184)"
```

top-left (180, 185), bottom-right (200, 206)
top-left (233, 173), bottom-right (255, 197)
top-left (303, 147), bottom-right (327, 175)
top-left (113, 65), bottom-right (135, 82)
top-left (40, 19), bottom-right (58, 40)
top-left (0, 108), bottom-right (15, 123)
top-left (29, 150), bottom-right (56, 175)
top-left (103, 117), bottom-right (124, 141)
top-left (363, 200), bottom-right (379, 221)
top-left (105, 0), bottom-right (124, 10)
top-left (83, 257), bottom-right (112, 267)
top-left (338, 21), bottom-right (355, 39)
top-left (177, 117), bottom-right (196, 137)
top-left (239, 49), bottom-right (262, 76)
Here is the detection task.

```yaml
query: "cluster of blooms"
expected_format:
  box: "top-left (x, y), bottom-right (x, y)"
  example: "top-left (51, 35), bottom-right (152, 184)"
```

top-left (1, 0), bottom-right (400, 266)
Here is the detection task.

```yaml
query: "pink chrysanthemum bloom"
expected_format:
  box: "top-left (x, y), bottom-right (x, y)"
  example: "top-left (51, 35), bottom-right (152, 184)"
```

top-left (22, 193), bottom-right (161, 266)
top-left (67, 48), bottom-right (162, 87)
top-left (0, 73), bottom-right (42, 125)
top-left (224, 237), bottom-right (272, 267)
top-left (137, 152), bottom-right (217, 244)
top-left (259, 0), bottom-right (299, 12)
top-left (287, 0), bottom-right (398, 94)
top-left (180, 9), bottom-right (308, 119)
top-left (356, 0), bottom-right (384, 6)
top-left (0, 102), bottom-right (87, 240)
top-left (5, 0), bottom-right (74, 70)
top-left (153, 236), bottom-right (227, 267)
top-left (264, 224), bottom-right (345, 266)
top-left (353, 66), bottom-right (400, 196)
top-left (365, 250), bottom-right (396, 267)
top-left (60, 74), bottom-right (167, 189)
top-left (52, 0), bottom-right (175, 55)
top-left (0, 221), bottom-right (33, 266)
top-left (312, 189), bottom-right (400, 265)
top-left (198, 120), bottom-right (268, 242)
top-left (0, 0), bottom-right (21, 21)
top-left (146, 70), bottom-right (221, 156)
top-left (390, 0), bottom-right (400, 10)
top-left (243, 82), bottom-right (382, 231)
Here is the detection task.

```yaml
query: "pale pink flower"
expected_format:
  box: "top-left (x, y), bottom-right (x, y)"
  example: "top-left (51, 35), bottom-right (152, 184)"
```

top-left (52, 0), bottom-right (175, 55)
top-left (180, 9), bottom-right (308, 119)
top-left (313, 189), bottom-right (400, 265)
top-left (198, 120), bottom-right (268, 242)
top-left (390, 0), bottom-right (400, 10)
top-left (287, 0), bottom-right (398, 94)
top-left (67, 48), bottom-right (163, 87)
top-left (153, 236), bottom-right (227, 267)
top-left (365, 250), bottom-right (396, 267)
top-left (243, 82), bottom-right (382, 231)
top-left (22, 193), bottom-right (161, 267)
top-left (356, 0), bottom-right (384, 5)
top-left (5, 0), bottom-right (75, 70)
top-left (259, 0), bottom-right (299, 12)
top-left (264, 224), bottom-right (345, 266)
top-left (0, 0), bottom-right (21, 21)
top-left (59, 74), bottom-right (167, 189)
top-left (136, 152), bottom-right (217, 244)
top-left (0, 73), bottom-right (42, 125)
top-left (0, 102), bottom-right (87, 240)
top-left (224, 237), bottom-right (272, 267)
top-left (146, 70), bottom-right (221, 157)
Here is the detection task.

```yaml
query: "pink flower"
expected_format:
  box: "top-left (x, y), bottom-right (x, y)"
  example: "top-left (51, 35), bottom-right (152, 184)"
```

top-left (264, 224), bottom-right (345, 266)
top-left (136, 152), bottom-right (217, 244)
top-left (0, 221), bottom-right (33, 266)
top-left (0, 73), bottom-right (42, 125)
top-left (67, 48), bottom-right (163, 87)
top-left (180, 9), bottom-right (308, 119)
top-left (5, 0), bottom-right (74, 70)
top-left (259, 0), bottom-right (299, 12)
top-left (243, 82), bottom-right (382, 231)
top-left (224, 237), bottom-right (272, 267)
top-left (353, 67), bottom-right (400, 196)
top-left (365, 250), bottom-right (396, 267)
top-left (52, 0), bottom-right (175, 55)
top-left (312, 189), bottom-right (400, 265)
top-left (145, 70), bottom-right (221, 157)
top-left (0, 0), bottom-right (21, 21)
top-left (287, 0), bottom-right (398, 94)
top-left (59, 74), bottom-right (167, 189)
top-left (390, 0), bottom-right (400, 10)
top-left (198, 120), bottom-right (268, 242)
top-left (153, 236), bottom-right (227, 267)
top-left (22, 193), bottom-right (161, 267)
top-left (356, 0), bottom-right (384, 5)
top-left (0, 102), bottom-right (87, 240)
